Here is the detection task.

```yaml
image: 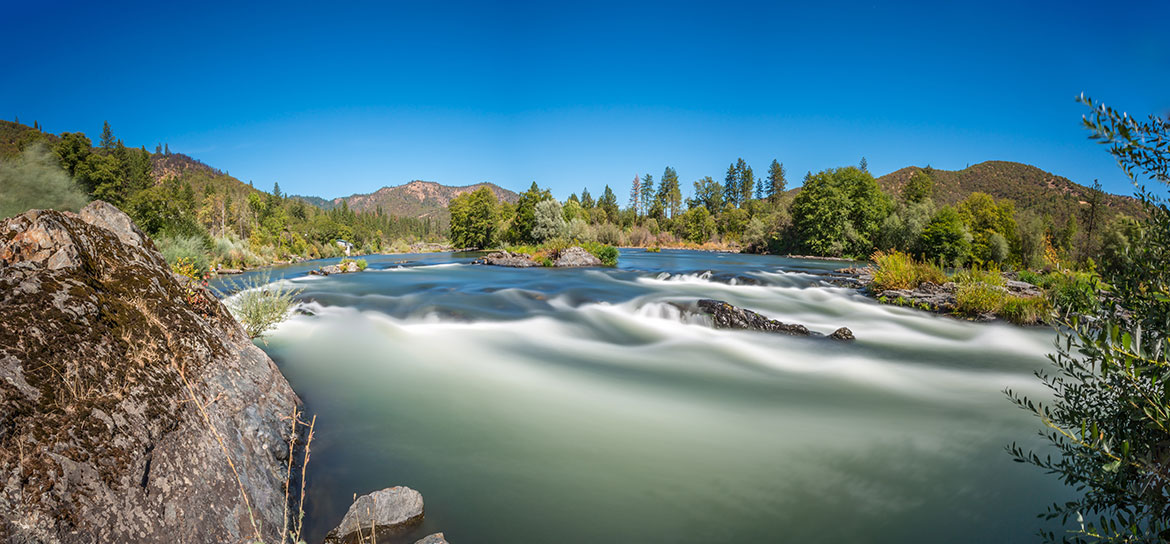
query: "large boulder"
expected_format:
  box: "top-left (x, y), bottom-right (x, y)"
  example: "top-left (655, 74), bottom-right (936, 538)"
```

top-left (415, 533), bottom-right (450, 544)
top-left (553, 246), bottom-right (601, 267)
top-left (0, 202), bottom-right (301, 543)
top-left (324, 486), bottom-right (425, 544)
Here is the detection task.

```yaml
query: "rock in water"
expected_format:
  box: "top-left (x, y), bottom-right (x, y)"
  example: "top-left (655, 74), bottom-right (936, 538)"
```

top-left (830, 327), bottom-right (855, 341)
top-left (553, 246), bottom-right (601, 267)
top-left (324, 486), bottom-right (426, 544)
top-left (0, 202), bottom-right (301, 543)
top-left (475, 250), bottom-right (539, 267)
top-left (697, 299), bottom-right (811, 335)
top-left (415, 533), bottom-right (450, 544)
top-left (694, 299), bottom-right (854, 340)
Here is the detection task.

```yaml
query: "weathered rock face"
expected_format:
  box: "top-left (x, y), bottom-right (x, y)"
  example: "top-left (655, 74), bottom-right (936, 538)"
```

top-left (324, 486), bottom-right (425, 544)
top-left (694, 299), bottom-right (854, 340)
top-left (0, 202), bottom-right (301, 543)
top-left (553, 246), bottom-right (601, 267)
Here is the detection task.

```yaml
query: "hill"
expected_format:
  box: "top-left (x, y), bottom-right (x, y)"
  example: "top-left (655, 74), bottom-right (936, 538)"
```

top-left (875, 160), bottom-right (1142, 223)
top-left (301, 180), bottom-right (520, 220)
top-left (0, 119), bottom-right (59, 158)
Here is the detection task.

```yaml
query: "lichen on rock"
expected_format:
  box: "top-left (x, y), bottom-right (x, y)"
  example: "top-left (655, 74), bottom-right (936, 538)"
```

top-left (0, 202), bottom-right (301, 543)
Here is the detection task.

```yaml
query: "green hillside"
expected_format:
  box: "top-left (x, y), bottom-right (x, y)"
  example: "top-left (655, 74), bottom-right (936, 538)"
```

top-left (875, 161), bottom-right (1141, 224)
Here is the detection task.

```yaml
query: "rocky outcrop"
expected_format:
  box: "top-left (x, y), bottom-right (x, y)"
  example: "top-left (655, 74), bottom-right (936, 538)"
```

top-left (553, 246), bottom-right (602, 267)
top-left (310, 260), bottom-right (363, 276)
top-left (693, 299), bottom-right (854, 340)
top-left (474, 250), bottom-right (539, 267)
top-left (324, 486), bottom-right (425, 544)
top-left (877, 281), bottom-right (959, 312)
top-left (0, 202), bottom-right (301, 543)
top-left (475, 246), bottom-right (605, 268)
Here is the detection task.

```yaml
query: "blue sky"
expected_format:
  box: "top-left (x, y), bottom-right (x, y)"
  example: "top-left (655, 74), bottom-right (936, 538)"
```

top-left (2, 0), bottom-right (1167, 200)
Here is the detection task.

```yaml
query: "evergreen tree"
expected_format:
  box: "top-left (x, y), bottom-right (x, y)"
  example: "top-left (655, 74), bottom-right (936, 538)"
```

top-left (859, 156), bottom-right (869, 173)
top-left (581, 187), bottom-right (594, 209)
top-left (629, 175), bottom-right (641, 218)
top-left (658, 166), bottom-right (682, 218)
top-left (767, 159), bottom-right (786, 201)
top-left (639, 173), bottom-right (655, 217)
top-left (272, 182), bottom-right (282, 200)
top-left (155, 143), bottom-right (162, 154)
top-left (737, 159), bottom-right (754, 205)
top-left (33, 120), bottom-right (39, 131)
top-left (599, 185), bottom-right (619, 222)
top-left (723, 163), bottom-right (739, 208)
top-left (164, 143), bottom-right (170, 155)
top-left (689, 176), bottom-right (724, 213)
top-left (902, 169), bottom-right (934, 203)
top-left (99, 121), bottom-right (116, 152)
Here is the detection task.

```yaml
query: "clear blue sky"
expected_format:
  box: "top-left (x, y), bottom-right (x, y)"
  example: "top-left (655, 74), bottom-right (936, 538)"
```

top-left (3, 0), bottom-right (1167, 200)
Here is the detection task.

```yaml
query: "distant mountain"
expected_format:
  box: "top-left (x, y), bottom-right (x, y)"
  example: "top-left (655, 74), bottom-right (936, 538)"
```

top-left (297, 181), bottom-right (520, 220)
top-left (875, 160), bottom-right (1142, 223)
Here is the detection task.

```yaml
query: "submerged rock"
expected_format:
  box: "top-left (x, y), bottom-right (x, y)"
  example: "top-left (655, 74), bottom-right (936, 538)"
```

top-left (324, 486), bottom-right (426, 544)
top-left (415, 533), bottom-right (450, 544)
top-left (0, 202), bottom-right (301, 543)
top-left (830, 327), bottom-right (855, 340)
top-left (553, 246), bottom-right (602, 267)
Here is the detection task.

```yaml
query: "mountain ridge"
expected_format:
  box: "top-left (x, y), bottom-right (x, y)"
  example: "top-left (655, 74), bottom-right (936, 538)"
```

top-left (293, 180), bottom-right (520, 220)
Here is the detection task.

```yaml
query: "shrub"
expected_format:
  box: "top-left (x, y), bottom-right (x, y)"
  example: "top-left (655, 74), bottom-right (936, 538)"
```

top-left (870, 250), bottom-right (947, 290)
top-left (1045, 270), bottom-right (1101, 315)
top-left (340, 257), bottom-right (368, 271)
top-left (955, 281), bottom-right (1006, 315)
top-left (156, 234), bottom-right (210, 277)
top-left (217, 272), bottom-right (303, 339)
top-left (953, 265), bottom-right (1006, 287)
top-left (581, 241), bottom-right (619, 267)
top-left (999, 296), bottom-right (1050, 325)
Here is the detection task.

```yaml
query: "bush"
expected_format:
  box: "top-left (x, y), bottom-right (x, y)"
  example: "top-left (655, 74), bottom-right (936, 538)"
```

top-left (340, 257), bottom-right (368, 271)
top-left (156, 234), bottom-right (210, 277)
top-left (580, 241), bottom-right (619, 267)
top-left (953, 265), bottom-right (1006, 287)
top-left (870, 250), bottom-right (947, 290)
top-left (217, 272), bottom-right (303, 339)
top-left (999, 296), bottom-right (1050, 325)
top-left (955, 281), bottom-right (1006, 315)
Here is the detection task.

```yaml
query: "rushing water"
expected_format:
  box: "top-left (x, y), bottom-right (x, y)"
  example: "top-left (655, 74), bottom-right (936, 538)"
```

top-left (233, 249), bottom-right (1070, 543)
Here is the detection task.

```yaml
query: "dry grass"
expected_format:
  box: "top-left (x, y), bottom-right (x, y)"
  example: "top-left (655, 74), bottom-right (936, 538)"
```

top-left (870, 250), bottom-right (947, 291)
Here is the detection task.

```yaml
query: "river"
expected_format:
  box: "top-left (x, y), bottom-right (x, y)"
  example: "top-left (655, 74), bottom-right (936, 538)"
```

top-left (231, 249), bottom-right (1069, 543)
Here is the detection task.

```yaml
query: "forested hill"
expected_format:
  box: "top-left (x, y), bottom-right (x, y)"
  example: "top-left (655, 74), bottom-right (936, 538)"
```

top-left (876, 161), bottom-right (1142, 224)
top-left (297, 181), bottom-right (519, 219)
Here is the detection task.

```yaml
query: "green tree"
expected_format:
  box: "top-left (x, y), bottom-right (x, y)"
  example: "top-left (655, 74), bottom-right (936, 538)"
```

top-left (449, 187), bottom-right (498, 249)
top-left (767, 159), bottom-right (786, 201)
top-left (859, 156), bottom-right (868, 173)
top-left (598, 185), bottom-right (619, 222)
top-left (689, 176), bottom-right (724, 214)
top-left (506, 182), bottom-right (552, 244)
top-left (736, 158), bottom-right (753, 205)
top-left (957, 192), bottom-right (1018, 263)
top-left (581, 187), bottom-right (594, 209)
top-left (791, 166), bottom-right (892, 256)
top-left (902, 169), bottom-right (934, 203)
top-left (916, 206), bottom-right (971, 266)
top-left (681, 206), bottom-right (717, 244)
top-left (639, 173), bottom-right (655, 218)
top-left (718, 205), bottom-right (750, 242)
top-left (53, 132), bottom-right (93, 179)
top-left (658, 166), bottom-right (682, 219)
top-left (99, 120), bottom-right (116, 152)
top-left (723, 162), bottom-right (739, 208)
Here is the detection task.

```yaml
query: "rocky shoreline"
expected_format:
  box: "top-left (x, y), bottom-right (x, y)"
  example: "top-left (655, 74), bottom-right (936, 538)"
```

top-left (474, 246), bottom-right (603, 268)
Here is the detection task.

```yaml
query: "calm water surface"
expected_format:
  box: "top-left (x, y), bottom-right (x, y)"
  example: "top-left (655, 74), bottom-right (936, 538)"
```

top-left (227, 249), bottom-right (1069, 543)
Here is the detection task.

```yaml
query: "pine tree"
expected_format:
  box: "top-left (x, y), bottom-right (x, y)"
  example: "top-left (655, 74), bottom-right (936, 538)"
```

top-left (99, 121), bottom-right (116, 151)
top-left (273, 182), bottom-right (282, 199)
top-left (629, 175), bottom-right (641, 218)
top-left (736, 158), bottom-right (753, 205)
top-left (155, 143), bottom-right (162, 154)
top-left (164, 143), bottom-right (171, 155)
top-left (723, 163), bottom-right (739, 208)
top-left (658, 166), bottom-right (682, 219)
top-left (767, 159), bottom-right (787, 201)
top-left (859, 156), bottom-right (869, 173)
top-left (639, 174), bottom-right (655, 218)
top-left (581, 188), bottom-right (595, 208)
top-left (33, 120), bottom-right (39, 131)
